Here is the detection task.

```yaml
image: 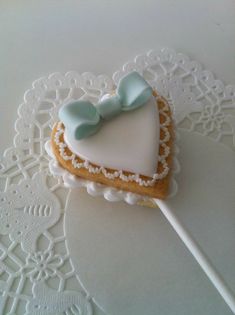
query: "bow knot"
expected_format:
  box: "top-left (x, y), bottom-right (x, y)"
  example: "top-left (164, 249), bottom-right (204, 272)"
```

top-left (59, 72), bottom-right (152, 140)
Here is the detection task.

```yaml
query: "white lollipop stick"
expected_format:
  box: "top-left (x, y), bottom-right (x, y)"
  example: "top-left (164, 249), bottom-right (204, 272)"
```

top-left (155, 199), bottom-right (235, 313)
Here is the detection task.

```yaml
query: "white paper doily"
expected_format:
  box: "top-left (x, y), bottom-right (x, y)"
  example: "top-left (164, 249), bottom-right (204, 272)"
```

top-left (0, 48), bottom-right (235, 315)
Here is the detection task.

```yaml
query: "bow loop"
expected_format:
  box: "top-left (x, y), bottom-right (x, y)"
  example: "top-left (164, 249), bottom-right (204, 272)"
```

top-left (59, 72), bottom-right (152, 140)
top-left (118, 71), bottom-right (152, 111)
top-left (59, 101), bottom-right (102, 140)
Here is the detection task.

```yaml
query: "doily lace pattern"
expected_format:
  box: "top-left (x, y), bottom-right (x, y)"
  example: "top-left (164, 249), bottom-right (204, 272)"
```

top-left (0, 48), bottom-right (234, 315)
top-left (113, 48), bottom-right (235, 148)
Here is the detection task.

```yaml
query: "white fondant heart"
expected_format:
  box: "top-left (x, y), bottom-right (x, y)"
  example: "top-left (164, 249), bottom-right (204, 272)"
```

top-left (64, 95), bottom-right (159, 177)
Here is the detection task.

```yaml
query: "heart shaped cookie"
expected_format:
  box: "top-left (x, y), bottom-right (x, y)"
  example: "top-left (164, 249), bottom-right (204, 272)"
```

top-left (51, 72), bottom-right (174, 199)
top-left (63, 95), bottom-right (159, 177)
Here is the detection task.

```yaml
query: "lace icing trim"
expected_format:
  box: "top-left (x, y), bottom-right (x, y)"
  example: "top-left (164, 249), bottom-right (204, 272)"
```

top-left (53, 95), bottom-right (171, 187)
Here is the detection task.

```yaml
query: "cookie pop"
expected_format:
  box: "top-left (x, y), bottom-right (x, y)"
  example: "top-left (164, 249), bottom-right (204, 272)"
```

top-left (47, 71), bottom-right (235, 312)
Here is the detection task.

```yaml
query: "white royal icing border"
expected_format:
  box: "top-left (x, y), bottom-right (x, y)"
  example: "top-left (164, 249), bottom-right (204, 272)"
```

top-left (45, 140), bottom-right (147, 205)
top-left (53, 95), bottom-right (171, 187)
top-left (45, 127), bottom-right (180, 205)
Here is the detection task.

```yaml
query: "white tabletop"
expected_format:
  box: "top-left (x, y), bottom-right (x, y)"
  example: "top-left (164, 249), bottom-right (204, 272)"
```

top-left (0, 1), bottom-right (235, 314)
top-left (1, 0), bottom-right (235, 153)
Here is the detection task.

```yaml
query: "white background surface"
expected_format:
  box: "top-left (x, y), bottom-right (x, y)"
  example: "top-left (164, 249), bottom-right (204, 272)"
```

top-left (1, 0), bottom-right (235, 152)
top-left (0, 1), bottom-right (235, 314)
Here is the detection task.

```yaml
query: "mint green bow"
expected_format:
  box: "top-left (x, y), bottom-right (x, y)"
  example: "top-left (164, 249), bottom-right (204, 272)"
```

top-left (59, 71), bottom-right (152, 140)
